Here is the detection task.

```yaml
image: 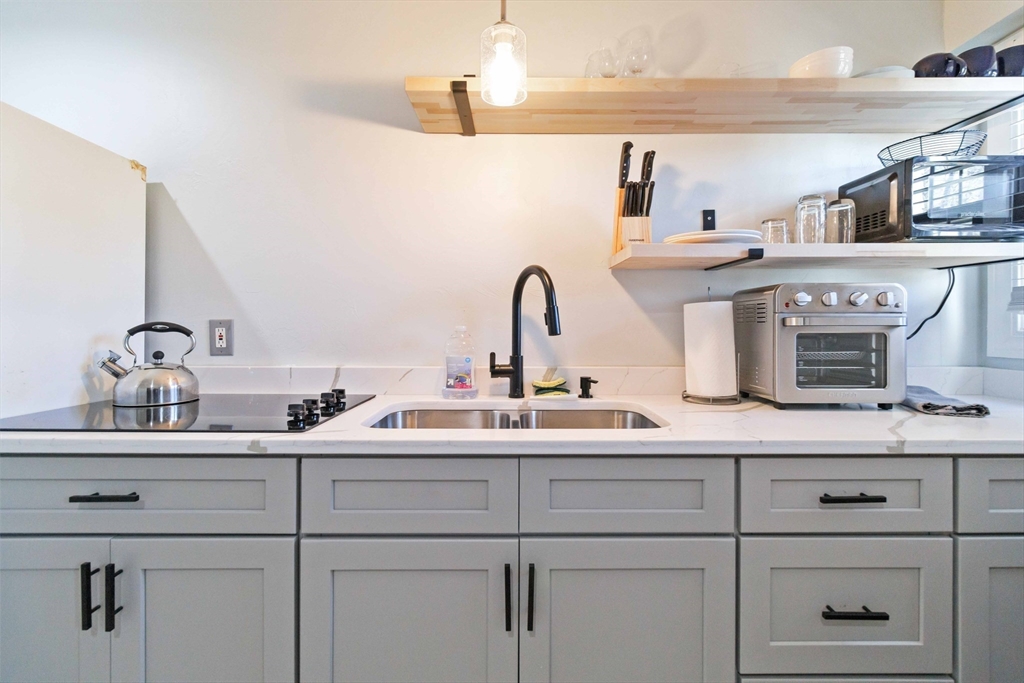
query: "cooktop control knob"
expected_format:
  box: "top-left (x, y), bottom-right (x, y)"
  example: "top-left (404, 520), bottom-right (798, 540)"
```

top-left (332, 388), bottom-right (347, 408)
top-left (850, 291), bottom-right (869, 306)
top-left (320, 392), bottom-right (337, 416)
top-left (877, 291), bottom-right (896, 307)
top-left (287, 404), bottom-right (306, 431)
top-left (793, 291), bottom-right (812, 306)
top-left (821, 291), bottom-right (838, 306)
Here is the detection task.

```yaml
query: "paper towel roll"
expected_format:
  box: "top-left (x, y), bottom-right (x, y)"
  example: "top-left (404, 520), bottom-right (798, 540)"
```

top-left (683, 301), bottom-right (737, 398)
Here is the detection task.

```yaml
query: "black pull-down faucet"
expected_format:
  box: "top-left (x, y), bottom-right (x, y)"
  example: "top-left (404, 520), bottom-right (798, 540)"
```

top-left (490, 265), bottom-right (561, 399)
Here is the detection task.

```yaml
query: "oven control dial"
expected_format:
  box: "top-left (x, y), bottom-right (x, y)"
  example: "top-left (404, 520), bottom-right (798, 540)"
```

top-left (876, 291), bottom-right (896, 307)
top-left (793, 291), bottom-right (813, 306)
top-left (850, 291), bottom-right (870, 306)
top-left (821, 291), bottom-right (838, 306)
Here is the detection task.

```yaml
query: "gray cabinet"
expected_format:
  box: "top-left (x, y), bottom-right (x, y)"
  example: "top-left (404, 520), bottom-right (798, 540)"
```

top-left (300, 538), bottom-right (518, 683)
top-left (957, 536), bottom-right (1024, 683)
top-left (0, 537), bottom-right (110, 683)
top-left (519, 537), bottom-right (736, 683)
top-left (109, 537), bottom-right (295, 683)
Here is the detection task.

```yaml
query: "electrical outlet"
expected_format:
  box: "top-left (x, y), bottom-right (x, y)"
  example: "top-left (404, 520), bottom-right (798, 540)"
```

top-left (209, 319), bottom-right (234, 356)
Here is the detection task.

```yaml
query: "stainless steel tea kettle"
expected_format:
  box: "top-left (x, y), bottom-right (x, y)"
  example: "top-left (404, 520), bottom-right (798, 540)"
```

top-left (98, 322), bottom-right (199, 407)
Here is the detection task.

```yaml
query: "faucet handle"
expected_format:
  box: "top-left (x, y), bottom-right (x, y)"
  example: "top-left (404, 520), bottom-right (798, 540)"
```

top-left (489, 352), bottom-right (514, 378)
top-left (579, 376), bottom-right (598, 399)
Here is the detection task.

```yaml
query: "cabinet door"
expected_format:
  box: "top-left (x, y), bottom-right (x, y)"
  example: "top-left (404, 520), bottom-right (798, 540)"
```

top-left (0, 537), bottom-right (111, 683)
top-left (957, 536), bottom-right (1024, 683)
top-left (108, 537), bottom-right (295, 683)
top-left (520, 537), bottom-right (735, 683)
top-left (300, 538), bottom-right (518, 683)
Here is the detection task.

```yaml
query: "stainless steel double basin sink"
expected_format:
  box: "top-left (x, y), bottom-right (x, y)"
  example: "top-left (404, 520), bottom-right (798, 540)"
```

top-left (370, 408), bottom-right (663, 430)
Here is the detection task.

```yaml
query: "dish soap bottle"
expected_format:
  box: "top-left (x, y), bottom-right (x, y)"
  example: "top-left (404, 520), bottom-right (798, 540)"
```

top-left (442, 326), bottom-right (478, 399)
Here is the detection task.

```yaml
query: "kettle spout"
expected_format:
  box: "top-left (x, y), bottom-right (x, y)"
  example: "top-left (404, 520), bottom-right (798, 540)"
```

top-left (97, 350), bottom-right (129, 379)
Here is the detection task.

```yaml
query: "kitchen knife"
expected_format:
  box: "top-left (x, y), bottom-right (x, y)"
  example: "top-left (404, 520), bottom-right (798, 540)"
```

top-left (641, 150), bottom-right (655, 183)
top-left (613, 141), bottom-right (633, 254)
top-left (644, 181), bottom-right (656, 217)
top-left (618, 141), bottom-right (633, 189)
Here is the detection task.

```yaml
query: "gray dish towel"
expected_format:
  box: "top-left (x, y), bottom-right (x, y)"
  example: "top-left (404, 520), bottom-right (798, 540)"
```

top-left (902, 385), bottom-right (990, 417)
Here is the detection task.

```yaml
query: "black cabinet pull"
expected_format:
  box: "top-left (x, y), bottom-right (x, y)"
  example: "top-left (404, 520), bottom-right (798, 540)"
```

top-left (70, 492), bottom-right (140, 504)
top-left (104, 563), bottom-right (124, 632)
top-left (822, 605), bottom-right (890, 621)
top-left (527, 563), bottom-right (535, 632)
top-left (80, 563), bottom-right (101, 630)
top-left (819, 493), bottom-right (887, 505)
top-left (504, 564), bottom-right (512, 632)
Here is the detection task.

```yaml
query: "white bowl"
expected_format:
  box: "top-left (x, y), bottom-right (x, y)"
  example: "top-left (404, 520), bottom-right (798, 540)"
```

top-left (789, 46), bottom-right (854, 78)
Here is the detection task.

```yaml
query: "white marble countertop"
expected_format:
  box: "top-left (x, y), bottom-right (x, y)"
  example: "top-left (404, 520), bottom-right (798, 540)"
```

top-left (1, 393), bottom-right (1021, 456)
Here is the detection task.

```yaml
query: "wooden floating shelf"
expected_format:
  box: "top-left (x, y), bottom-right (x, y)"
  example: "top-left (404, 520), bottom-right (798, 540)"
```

top-left (609, 242), bottom-right (1024, 271)
top-left (405, 76), bottom-right (1024, 135)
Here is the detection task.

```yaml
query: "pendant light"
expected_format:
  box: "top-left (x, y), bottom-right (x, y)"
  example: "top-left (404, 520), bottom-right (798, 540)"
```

top-left (480, 0), bottom-right (527, 107)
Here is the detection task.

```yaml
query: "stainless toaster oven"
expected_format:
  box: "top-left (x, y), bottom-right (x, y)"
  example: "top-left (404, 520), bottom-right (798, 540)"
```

top-left (733, 283), bottom-right (908, 409)
top-left (838, 156), bottom-right (1023, 242)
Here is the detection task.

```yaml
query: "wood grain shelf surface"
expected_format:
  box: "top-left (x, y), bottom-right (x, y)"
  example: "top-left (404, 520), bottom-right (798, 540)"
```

top-left (404, 77), bottom-right (1024, 135)
top-left (608, 242), bottom-right (1024, 270)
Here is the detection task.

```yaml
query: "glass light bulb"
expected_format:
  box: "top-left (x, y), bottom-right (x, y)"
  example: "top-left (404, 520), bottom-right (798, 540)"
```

top-left (481, 22), bottom-right (527, 107)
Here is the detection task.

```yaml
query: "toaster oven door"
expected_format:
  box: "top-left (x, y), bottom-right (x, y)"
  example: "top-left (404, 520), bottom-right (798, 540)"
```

top-left (776, 315), bottom-right (906, 404)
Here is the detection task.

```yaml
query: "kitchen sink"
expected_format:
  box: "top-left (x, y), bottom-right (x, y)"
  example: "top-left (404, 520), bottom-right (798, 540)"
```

top-left (370, 408), bottom-right (663, 430)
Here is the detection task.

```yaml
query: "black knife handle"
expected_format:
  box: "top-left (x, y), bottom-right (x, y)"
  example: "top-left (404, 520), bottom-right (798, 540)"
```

top-left (643, 150), bottom-right (655, 181)
top-left (644, 181), bottom-right (655, 217)
top-left (70, 492), bottom-right (140, 503)
top-left (820, 493), bottom-right (888, 505)
top-left (527, 563), bottom-right (536, 632)
top-left (618, 141), bottom-right (633, 188)
top-left (80, 563), bottom-right (101, 630)
top-left (640, 151), bottom-right (651, 182)
top-left (104, 563), bottom-right (124, 632)
top-left (504, 564), bottom-right (512, 632)
top-left (822, 605), bottom-right (889, 621)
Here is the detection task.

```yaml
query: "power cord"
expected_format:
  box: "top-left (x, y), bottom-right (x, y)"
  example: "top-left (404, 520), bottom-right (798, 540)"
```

top-left (907, 268), bottom-right (955, 340)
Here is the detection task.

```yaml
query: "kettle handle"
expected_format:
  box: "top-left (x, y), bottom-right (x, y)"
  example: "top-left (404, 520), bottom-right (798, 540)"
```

top-left (123, 322), bottom-right (197, 363)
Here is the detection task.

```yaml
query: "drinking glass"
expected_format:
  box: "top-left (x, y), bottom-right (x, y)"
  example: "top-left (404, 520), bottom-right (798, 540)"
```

top-left (794, 194), bottom-right (826, 243)
top-left (618, 28), bottom-right (654, 77)
top-left (761, 218), bottom-right (789, 243)
top-left (825, 203), bottom-right (855, 243)
top-left (585, 47), bottom-right (618, 78)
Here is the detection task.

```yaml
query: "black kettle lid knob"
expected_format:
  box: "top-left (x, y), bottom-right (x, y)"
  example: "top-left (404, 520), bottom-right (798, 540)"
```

top-left (152, 350), bottom-right (165, 365)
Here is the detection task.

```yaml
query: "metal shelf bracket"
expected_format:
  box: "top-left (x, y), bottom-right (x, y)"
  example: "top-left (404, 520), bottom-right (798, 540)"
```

top-left (705, 248), bottom-right (765, 271)
top-left (451, 81), bottom-right (476, 136)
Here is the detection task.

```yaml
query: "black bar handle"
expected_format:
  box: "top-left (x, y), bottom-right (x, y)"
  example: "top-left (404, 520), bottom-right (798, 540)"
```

top-left (126, 321), bottom-right (193, 337)
top-left (822, 605), bottom-right (890, 621)
top-left (820, 493), bottom-right (888, 505)
top-left (104, 563), bottom-right (124, 632)
top-left (70, 492), bottom-right (140, 503)
top-left (705, 248), bottom-right (764, 271)
top-left (527, 563), bottom-right (536, 632)
top-left (80, 563), bottom-right (101, 630)
top-left (504, 564), bottom-right (512, 632)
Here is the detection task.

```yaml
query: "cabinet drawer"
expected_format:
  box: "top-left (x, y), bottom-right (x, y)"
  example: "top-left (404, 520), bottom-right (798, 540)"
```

top-left (741, 679), bottom-right (953, 682)
top-left (0, 457), bottom-right (296, 534)
top-left (740, 457), bottom-right (952, 533)
top-left (739, 537), bottom-right (953, 675)
top-left (520, 458), bottom-right (734, 534)
top-left (301, 458), bottom-right (518, 534)
top-left (957, 458), bottom-right (1024, 533)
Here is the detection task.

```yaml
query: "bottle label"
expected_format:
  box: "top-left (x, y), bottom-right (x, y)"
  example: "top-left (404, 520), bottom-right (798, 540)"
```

top-left (445, 356), bottom-right (474, 390)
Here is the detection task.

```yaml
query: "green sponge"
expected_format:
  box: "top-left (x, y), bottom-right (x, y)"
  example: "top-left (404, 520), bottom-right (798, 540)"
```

top-left (533, 377), bottom-right (569, 396)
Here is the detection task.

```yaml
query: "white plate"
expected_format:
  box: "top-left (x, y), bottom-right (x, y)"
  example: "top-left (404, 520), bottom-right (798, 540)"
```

top-left (855, 65), bottom-right (914, 79)
top-left (664, 230), bottom-right (763, 244)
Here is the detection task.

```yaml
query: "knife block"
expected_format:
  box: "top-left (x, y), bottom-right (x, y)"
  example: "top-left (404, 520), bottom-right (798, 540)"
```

top-left (620, 217), bottom-right (651, 246)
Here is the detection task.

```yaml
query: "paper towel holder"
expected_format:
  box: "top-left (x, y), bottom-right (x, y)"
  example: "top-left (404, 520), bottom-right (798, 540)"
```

top-left (682, 353), bottom-right (742, 405)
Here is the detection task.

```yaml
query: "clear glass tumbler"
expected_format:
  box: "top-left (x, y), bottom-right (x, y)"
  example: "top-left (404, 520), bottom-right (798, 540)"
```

top-left (794, 194), bottom-right (827, 243)
top-left (825, 203), bottom-right (855, 243)
top-left (761, 218), bottom-right (789, 243)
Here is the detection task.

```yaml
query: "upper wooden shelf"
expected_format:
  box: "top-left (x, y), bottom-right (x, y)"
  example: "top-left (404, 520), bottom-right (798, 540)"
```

top-left (609, 242), bottom-right (1024, 271)
top-left (405, 76), bottom-right (1024, 134)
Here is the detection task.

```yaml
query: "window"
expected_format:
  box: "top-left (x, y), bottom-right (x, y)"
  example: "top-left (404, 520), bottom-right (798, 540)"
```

top-left (1013, 261), bottom-right (1024, 336)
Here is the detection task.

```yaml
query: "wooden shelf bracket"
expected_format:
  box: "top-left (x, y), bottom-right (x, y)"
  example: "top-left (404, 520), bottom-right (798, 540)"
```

top-left (705, 248), bottom-right (765, 271)
top-left (450, 81), bottom-right (476, 136)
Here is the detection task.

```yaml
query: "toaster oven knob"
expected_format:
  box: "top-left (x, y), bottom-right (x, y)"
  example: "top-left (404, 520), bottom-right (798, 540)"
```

top-left (876, 291), bottom-right (896, 307)
top-left (793, 291), bottom-right (812, 306)
top-left (821, 291), bottom-right (838, 306)
top-left (850, 291), bottom-right (870, 307)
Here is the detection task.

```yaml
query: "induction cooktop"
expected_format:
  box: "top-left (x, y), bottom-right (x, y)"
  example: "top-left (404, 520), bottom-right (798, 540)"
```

top-left (0, 392), bottom-right (375, 432)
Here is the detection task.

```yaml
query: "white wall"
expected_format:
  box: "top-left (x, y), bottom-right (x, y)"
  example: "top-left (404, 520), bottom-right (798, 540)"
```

top-left (2, 0), bottom-right (976, 373)
top-left (943, 0), bottom-right (1024, 51)
top-left (0, 103), bottom-right (146, 417)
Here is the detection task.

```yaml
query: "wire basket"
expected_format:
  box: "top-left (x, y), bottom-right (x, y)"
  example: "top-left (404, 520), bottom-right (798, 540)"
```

top-left (797, 351), bottom-right (865, 361)
top-left (877, 130), bottom-right (987, 167)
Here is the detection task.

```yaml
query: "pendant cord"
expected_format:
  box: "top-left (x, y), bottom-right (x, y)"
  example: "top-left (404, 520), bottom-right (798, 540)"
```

top-left (500, 0), bottom-right (506, 22)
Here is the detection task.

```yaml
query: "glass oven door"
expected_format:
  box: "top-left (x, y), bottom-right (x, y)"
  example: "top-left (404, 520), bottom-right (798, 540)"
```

top-left (795, 331), bottom-right (887, 389)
